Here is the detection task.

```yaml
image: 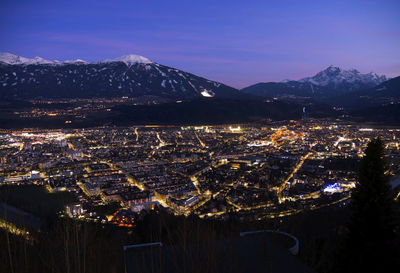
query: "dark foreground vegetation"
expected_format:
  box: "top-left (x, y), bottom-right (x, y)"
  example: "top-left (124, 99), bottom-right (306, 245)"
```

top-left (0, 185), bottom-right (76, 219)
top-left (1, 198), bottom-right (399, 273)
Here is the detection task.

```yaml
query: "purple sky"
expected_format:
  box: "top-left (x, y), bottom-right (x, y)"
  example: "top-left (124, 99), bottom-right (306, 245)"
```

top-left (1, 0), bottom-right (399, 88)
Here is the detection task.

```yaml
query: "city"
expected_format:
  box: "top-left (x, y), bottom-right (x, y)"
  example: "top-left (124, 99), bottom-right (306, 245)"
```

top-left (2, 120), bottom-right (399, 229)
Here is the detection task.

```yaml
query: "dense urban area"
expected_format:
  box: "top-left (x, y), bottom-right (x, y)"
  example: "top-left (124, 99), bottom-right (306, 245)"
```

top-left (1, 119), bottom-right (400, 233)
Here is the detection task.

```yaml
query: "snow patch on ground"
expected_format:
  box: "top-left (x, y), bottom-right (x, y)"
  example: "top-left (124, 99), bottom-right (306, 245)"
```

top-left (154, 66), bottom-right (166, 76)
top-left (376, 86), bottom-right (387, 91)
top-left (188, 81), bottom-right (197, 91)
top-left (200, 89), bottom-right (215, 97)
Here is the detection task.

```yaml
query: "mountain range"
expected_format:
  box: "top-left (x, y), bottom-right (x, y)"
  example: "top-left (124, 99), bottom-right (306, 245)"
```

top-left (1, 52), bottom-right (399, 125)
top-left (241, 65), bottom-right (388, 99)
top-left (0, 52), bottom-right (244, 101)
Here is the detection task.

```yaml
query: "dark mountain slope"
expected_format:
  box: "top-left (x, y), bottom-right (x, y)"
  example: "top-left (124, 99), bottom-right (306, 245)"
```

top-left (0, 98), bottom-right (336, 129)
top-left (0, 53), bottom-right (246, 101)
top-left (327, 76), bottom-right (400, 109)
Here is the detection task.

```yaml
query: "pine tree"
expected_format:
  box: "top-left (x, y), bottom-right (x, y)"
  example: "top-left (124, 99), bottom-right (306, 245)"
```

top-left (338, 138), bottom-right (396, 272)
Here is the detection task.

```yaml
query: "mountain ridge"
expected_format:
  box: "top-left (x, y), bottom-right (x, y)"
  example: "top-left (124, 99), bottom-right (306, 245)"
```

top-left (1, 53), bottom-right (396, 112)
top-left (0, 52), bottom-right (154, 66)
top-left (241, 66), bottom-right (388, 99)
top-left (0, 52), bottom-right (248, 101)
top-left (298, 65), bottom-right (387, 87)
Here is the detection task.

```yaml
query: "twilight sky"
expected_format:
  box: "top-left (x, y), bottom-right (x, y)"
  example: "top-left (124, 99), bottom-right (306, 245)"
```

top-left (0, 0), bottom-right (399, 88)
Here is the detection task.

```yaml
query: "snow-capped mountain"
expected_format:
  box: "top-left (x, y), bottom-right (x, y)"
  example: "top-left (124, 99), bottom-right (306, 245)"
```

top-left (100, 54), bottom-right (152, 66)
top-left (0, 52), bottom-right (60, 65)
top-left (242, 66), bottom-right (388, 99)
top-left (0, 52), bottom-right (243, 100)
top-left (298, 65), bottom-right (387, 90)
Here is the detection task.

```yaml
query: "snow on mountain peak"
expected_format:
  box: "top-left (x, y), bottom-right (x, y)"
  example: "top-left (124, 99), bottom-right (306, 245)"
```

top-left (64, 59), bottom-right (88, 64)
top-left (0, 52), bottom-right (57, 65)
top-left (0, 52), bottom-right (152, 66)
top-left (326, 65), bottom-right (340, 71)
top-left (348, 68), bottom-right (360, 74)
top-left (100, 54), bottom-right (152, 66)
top-left (299, 66), bottom-right (387, 87)
top-left (0, 52), bottom-right (26, 64)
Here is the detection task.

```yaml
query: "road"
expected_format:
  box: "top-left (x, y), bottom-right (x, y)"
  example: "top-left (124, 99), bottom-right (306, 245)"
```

top-left (277, 151), bottom-right (313, 203)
